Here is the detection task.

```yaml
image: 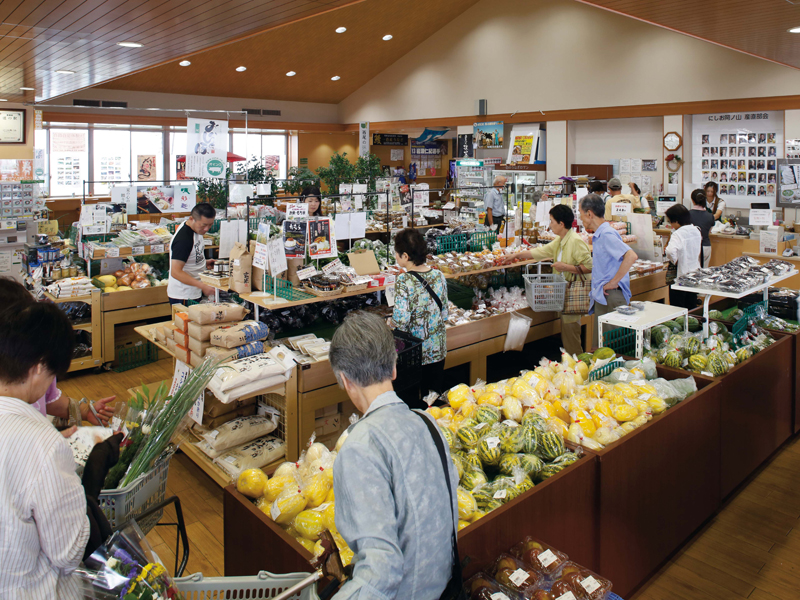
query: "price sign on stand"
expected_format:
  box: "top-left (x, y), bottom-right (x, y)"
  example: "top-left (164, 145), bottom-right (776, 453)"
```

top-left (132, 246), bottom-right (145, 256)
top-left (296, 266), bottom-right (317, 281)
top-left (322, 258), bottom-right (343, 274)
top-left (749, 209), bottom-right (772, 227)
top-left (287, 203), bottom-right (309, 220)
top-left (611, 203), bottom-right (631, 216)
top-left (253, 242), bottom-right (268, 269)
top-left (267, 237), bottom-right (287, 276)
top-left (151, 244), bottom-right (164, 254)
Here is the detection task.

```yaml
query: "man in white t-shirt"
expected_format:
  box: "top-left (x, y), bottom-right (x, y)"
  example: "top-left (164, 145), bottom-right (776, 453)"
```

top-left (167, 203), bottom-right (217, 304)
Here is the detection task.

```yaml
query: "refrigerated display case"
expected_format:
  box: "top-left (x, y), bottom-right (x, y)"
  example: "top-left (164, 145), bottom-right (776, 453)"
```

top-left (492, 169), bottom-right (542, 211)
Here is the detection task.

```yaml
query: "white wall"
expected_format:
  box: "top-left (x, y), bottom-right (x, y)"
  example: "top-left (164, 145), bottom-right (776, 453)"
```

top-left (569, 117), bottom-right (664, 194)
top-left (340, 0), bottom-right (800, 124)
top-left (39, 89), bottom-right (339, 125)
top-left (546, 121), bottom-right (567, 182)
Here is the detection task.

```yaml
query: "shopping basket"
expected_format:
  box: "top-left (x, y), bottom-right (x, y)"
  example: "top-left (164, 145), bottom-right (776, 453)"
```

top-left (175, 571), bottom-right (321, 600)
top-left (523, 264), bottom-right (567, 312)
top-left (98, 451), bottom-right (173, 534)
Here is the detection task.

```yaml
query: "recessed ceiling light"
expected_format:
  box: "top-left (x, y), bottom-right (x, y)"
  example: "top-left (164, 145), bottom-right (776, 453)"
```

top-left (286, 71), bottom-right (296, 76)
top-left (117, 41), bottom-right (142, 48)
top-left (790, 26), bottom-right (800, 33)
top-left (382, 34), bottom-right (393, 41)
top-left (20, 87), bottom-right (34, 91)
top-left (335, 27), bottom-right (347, 33)
top-left (236, 66), bottom-right (247, 72)
top-left (55, 70), bottom-right (75, 74)
top-left (331, 76), bottom-right (341, 81)
top-left (179, 60), bottom-right (191, 66)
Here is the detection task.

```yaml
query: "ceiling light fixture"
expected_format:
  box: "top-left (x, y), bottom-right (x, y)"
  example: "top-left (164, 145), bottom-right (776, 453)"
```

top-left (336, 27), bottom-right (347, 33)
top-left (790, 26), bottom-right (800, 33)
top-left (286, 71), bottom-right (296, 76)
top-left (331, 76), bottom-right (341, 81)
top-left (55, 70), bottom-right (75, 74)
top-left (179, 60), bottom-right (191, 66)
top-left (117, 41), bottom-right (143, 48)
top-left (382, 34), bottom-right (393, 40)
top-left (0, 99), bottom-right (7, 102)
top-left (20, 87), bottom-right (34, 91)
top-left (236, 66), bottom-right (247, 72)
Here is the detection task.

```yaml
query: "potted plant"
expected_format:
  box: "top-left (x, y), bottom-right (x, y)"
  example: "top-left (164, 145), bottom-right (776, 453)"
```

top-left (282, 166), bottom-right (319, 198)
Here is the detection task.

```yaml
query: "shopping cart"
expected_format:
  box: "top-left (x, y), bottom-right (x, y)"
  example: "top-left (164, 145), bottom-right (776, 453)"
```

top-left (523, 263), bottom-right (567, 312)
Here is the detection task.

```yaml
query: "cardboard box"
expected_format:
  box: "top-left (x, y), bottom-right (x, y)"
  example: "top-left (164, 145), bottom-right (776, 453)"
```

top-left (315, 403), bottom-right (339, 419)
top-left (347, 249), bottom-right (381, 276)
top-left (174, 311), bottom-right (191, 333)
top-left (229, 242), bottom-right (252, 294)
top-left (369, 274), bottom-right (396, 288)
top-left (188, 337), bottom-right (212, 356)
top-left (314, 412), bottom-right (341, 437)
top-left (173, 329), bottom-right (190, 347)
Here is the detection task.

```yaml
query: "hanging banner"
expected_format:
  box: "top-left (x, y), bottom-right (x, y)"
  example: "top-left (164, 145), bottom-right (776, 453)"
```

top-left (456, 134), bottom-right (474, 158)
top-left (186, 118), bottom-right (228, 179)
top-left (372, 133), bottom-right (408, 146)
top-left (692, 111), bottom-right (783, 209)
top-left (359, 122), bottom-right (370, 158)
top-left (474, 122), bottom-right (504, 149)
top-left (173, 183), bottom-right (197, 212)
top-left (136, 155), bottom-right (157, 181)
top-left (410, 141), bottom-right (447, 156)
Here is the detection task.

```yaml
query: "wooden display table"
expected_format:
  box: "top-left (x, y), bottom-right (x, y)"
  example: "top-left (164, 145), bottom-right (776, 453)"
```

top-left (709, 233), bottom-right (792, 267)
top-left (101, 286), bottom-right (171, 364)
top-left (743, 251), bottom-right (800, 289)
top-left (45, 289), bottom-right (104, 372)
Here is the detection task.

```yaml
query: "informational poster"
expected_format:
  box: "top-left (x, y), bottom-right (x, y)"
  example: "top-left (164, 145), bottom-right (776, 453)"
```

top-left (308, 217), bottom-right (336, 260)
top-left (287, 203), bottom-right (309, 220)
top-left (98, 155), bottom-right (124, 183)
top-left (111, 185), bottom-right (134, 210)
top-left (692, 111), bottom-right (784, 208)
top-left (136, 155), bottom-right (157, 181)
top-left (509, 135), bottom-right (533, 164)
top-left (352, 183), bottom-right (367, 209)
top-left (264, 155), bottom-right (280, 176)
top-left (185, 118), bottom-right (228, 179)
top-left (268, 237), bottom-right (288, 275)
top-left (359, 122), bottom-right (370, 158)
top-left (412, 182), bottom-right (430, 206)
top-left (283, 220), bottom-right (307, 258)
top-left (173, 183), bottom-right (197, 212)
top-left (136, 186), bottom-right (173, 213)
top-left (390, 149), bottom-right (404, 161)
top-left (0, 110), bottom-right (24, 144)
top-left (641, 160), bottom-right (657, 172)
top-left (51, 130), bottom-right (86, 153)
top-left (456, 134), bottom-right (474, 158)
top-left (473, 122), bottom-right (504, 149)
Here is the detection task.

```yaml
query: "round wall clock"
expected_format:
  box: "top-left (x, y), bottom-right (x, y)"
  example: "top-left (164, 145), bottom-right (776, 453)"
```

top-left (664, 132), bottom-right (682, 152)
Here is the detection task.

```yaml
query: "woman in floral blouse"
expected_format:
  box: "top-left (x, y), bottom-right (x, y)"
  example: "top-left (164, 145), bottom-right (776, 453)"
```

top-left (392, 228), bottom-right (448, 409)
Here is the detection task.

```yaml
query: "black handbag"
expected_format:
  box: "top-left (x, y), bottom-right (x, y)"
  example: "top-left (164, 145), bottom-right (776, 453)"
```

top-left (415, 411), bottom-right (468, 600)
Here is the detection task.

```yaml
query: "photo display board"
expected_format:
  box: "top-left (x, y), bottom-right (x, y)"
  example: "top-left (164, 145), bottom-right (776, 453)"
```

top-left (692, 111), bottom-right (783, 209)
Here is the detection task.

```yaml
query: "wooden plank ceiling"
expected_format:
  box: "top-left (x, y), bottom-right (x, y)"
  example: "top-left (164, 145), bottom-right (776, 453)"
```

top-left (577, 0), bottom-right (800, 70)
top-left (96, 0), bottom-right (478, 104)
top-left (0, 0), bottom-right (365, 103)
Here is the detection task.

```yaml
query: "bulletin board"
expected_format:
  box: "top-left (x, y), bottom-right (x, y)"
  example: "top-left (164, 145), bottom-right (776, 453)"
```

top-left (774, 159), bottom-right (800, 208)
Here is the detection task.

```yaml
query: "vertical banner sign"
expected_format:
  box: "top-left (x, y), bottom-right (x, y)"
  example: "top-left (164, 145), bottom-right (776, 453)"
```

top-left (186, 118), bottom-right (229, 179)
top-left (456, 134), bottom-right (474, 158)
top-left (359, 122), bottom-right (370, 158)
top-left (34, 110), bottom-right (42, 130)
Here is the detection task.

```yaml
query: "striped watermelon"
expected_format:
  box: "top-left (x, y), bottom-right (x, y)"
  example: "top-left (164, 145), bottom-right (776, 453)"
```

top-left (457, 426), bottom-right (480, 450)
top-left (514, 477), bottom-right (535, 496)
top-left (688, 354), bottom-right (708, 372)
top-left (464, 452), bottom-right (483, 472)
top-left (538, 463), bottom-right (566, 481)
top-left (440, 427), bottom-right (459, 450)
top-left (537, 432), bottom-right (565, 461)
top-left (708, 353), bottom-right (728, 376)
top-left (664, 350), bottom-right (683, 369)
top-left (499, 453), bottom-right (523, 475)
top-left (476, 405), bottom-right (501, 425)
top-left (735, 346), bottom-right (752, 363)
top-left (477, 437), bottom-right (502, 466)
top-left (498, 425), bottom-right (523, 454)
top-left (685, 336), bottom-right (701, 357)
top-left (520, 454), bottom-right (544, 478)
top-left (520, 424), bottom-right (540, 454)
top-left (461, 468), bottom-right (488, 491)
top-left (522, 411), bottom-right (548, 432)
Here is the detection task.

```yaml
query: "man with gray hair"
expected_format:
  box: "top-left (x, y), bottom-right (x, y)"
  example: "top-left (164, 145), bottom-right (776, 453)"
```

top-left (579, 193), bottom-right (639, 347)
top-left (604, 177), bottom-right (640, 220)
top-left (330, 311), bottom-right (459, 600)
top-left (484, 175), bottom-right (508, 232)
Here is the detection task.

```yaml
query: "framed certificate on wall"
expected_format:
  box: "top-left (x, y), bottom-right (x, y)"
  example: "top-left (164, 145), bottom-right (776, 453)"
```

top-left (0, 110), bottom-right (26, 144)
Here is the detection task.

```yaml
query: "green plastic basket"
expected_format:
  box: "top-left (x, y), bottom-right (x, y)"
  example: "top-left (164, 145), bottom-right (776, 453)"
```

top-left (489, 269), bottom-right (524, 289)
top-left (262, 275), bottom-right (315, 301)
top-left (588, 358), bottom-right (624, 382)
top-left (732, 300), bottom-right (768, 339)
top-left (602, 327), bottom-right (636, 356)
top-left (469, 231), bottom-right (497, 251)
top-left (435, 233), bottom-right (469, 255)
top-left (114, 340), bottom-right (159, 373)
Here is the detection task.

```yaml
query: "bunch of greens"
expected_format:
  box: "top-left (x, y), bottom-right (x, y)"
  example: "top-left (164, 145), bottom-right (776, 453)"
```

top-left (119, 358), bottom-right (222, 488)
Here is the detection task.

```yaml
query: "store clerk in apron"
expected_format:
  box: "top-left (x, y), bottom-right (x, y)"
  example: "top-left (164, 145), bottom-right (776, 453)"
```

top-left (167, 202), bottom-right (217, 305)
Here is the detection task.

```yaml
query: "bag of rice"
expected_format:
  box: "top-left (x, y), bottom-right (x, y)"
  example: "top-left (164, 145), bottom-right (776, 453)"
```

top-left (202, 413), bottom-right (279, 454)
top-left (203, 404), bottom-right (257, 429)
top-left (188, 321), bottom-right (232, 342)
top-left (187, 302), bottom-right (248, 325)
top-left (213, 435), bottom-right (286, 480)
top-left (188, 337), bottom-right (212, 356)
top-left (208, 350), bottom-right (294, 395)
top-left (210, 321), bottom-right (269, 348)
top-left (205, 393), bottom-right (258, 418)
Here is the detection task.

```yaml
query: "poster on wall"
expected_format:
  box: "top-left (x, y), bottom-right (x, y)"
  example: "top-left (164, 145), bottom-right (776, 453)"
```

top-left (264, 155), bottom-right (280, 176)
top-left (100, 155), bottom-right (124, 183)
top-left (308, 217), bottom-right (336, 260)
top-left (283, 220), bottom-right (307, 258)
top-left (136, 186), bottom-right (174, 213)
top-left (136, 155), bottom-right (157, 181)
top-left (692, 111), bottom-right (784, 208)
top-left (456, 134), bottom-right (474, 158)
top-left (185, 118), bottom-right (228, 179)
top-left (508, 134), bottom-right (533, 164)
top-left (372, 133), bottom-right (408, 146)
top-left (473, 122), bottom-right (504, 149)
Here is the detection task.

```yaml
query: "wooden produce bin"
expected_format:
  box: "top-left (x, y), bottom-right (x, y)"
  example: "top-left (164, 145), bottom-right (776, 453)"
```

top-left (223, 450), bottom-right (598, 578)
top-left (101, 286), bottom-right (171, 364)
top-left (45, 289), bottom-right (104, 372)
top-left (629, 270), bottom-right (668, 304)
top-left (590, 374), bottom-right (721, 598)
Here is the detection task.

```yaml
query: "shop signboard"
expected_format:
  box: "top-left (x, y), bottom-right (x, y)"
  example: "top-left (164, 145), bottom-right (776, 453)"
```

top-left (186, 118), bottom-right (228, 179)
top-left (410, 141), bottom-right (447, 156)
top-left (474, 121), bottom-right (504, 149)
top-left (372, 133), bottom-right (408, 146)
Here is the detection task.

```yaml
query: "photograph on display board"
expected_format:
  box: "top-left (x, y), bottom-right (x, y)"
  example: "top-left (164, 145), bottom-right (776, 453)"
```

top-left (282, 220), bottom-right (307, 258)
top-left (307, 218), bottom-right (336, 260)
top-left (711, 147), bottom-right (718, 156)
top-left (749, 147), bottom-right (756, 157)
top-left (702, 135), bottom-right (710, 144)
top-left (729, 134), bottom-right (737, 144)
top-left (720, 147), bottom-right (728, 157)
top-left (473, 122), bottom-right (504, 149)
top-left (136, 186), bottom-right (173, 213)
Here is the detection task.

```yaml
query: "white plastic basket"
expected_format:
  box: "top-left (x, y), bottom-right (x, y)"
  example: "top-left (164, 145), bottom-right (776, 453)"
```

top-left (523, 271), bottom-right (567, 312)
top-left (98, 453), bottom-right (172, 534)
top-left (175, 571), bottom-right (321, 600)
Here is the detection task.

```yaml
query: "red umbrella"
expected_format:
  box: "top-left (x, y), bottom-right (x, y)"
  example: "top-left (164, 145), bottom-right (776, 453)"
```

top-left (175, 152), bottom-right (246, 162)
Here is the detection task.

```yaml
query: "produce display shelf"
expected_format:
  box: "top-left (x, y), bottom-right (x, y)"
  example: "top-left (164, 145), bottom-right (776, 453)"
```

top-left (181, 437), bottom-right (284, 489)
top-left (240, 285), bottom-right (387, 313)
top-left (44, 290), bottom-right (104, 372)
top-left (671, 269), bottom-right (798, 337)
top-left (73, 322), bottom-right (92, 331)
top-left (44, 291), bottom-right (92, 303)
top-left (442, 258), bottom-right (540, 279)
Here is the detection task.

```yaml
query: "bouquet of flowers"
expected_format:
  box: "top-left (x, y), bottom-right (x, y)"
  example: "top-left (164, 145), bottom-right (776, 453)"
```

top-left (78, 521), bottom-right (182, 599)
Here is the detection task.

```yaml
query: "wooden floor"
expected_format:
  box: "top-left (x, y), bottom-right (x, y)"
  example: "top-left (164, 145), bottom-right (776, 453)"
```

top-left (62, 361), bottom-right (800, 594)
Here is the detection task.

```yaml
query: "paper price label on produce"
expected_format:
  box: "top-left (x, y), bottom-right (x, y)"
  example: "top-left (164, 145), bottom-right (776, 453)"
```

top-left (152, 244), bottom-right (164, 254)
top-left (490, 593), bottom-right (510, 600)
top-left (474, 422), bottom-right (488, 430)
top-left (537, 549), bottom-right (557, 567)
top-left (555, 592), bottom-right (576, 600)
top-left (132, 246), bottom-right (145, 256)
top-left (287, 203), bottom-right (309, 220)
top-left (188, 393), bottom-right (204, 426)
top-left (509, 569), bottom-right (530, 587)
top-left (611, 202), bottom-right (631, 215)
top-left (486, 436), bottom-right (500, 449)
top-left (322, 258), bottom-right (343, 274)
top-left (271, 502), bottom-right (281, 521)
top-left (580, 576), bottom-right (601, 594)
top-left (749, 209), bottom-right (772, 227)
top-left (493, 489), bottom-right (507, 500)
top-left (296, 266), bottom-right (317, 281)
top-left (106, 247), bottom-right (120, 258)
top-left (502, 419), bottom-right (519, 427)
top-left (616, 371), bottom-right (630, 381)
top-left (613, 313), bottom-right (639, 323)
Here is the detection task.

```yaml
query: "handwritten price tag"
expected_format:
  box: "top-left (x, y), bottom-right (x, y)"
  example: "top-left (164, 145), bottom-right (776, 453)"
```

top-left (151, 244), bottom-right (164, 254)
top-left (611, 202), bottom-right (631, 215)
top-left (106, 247), bottom-right (120, 258)
top-left (132, 246), bottom-right (145, 256)
top-left (322, 258), bottom-right (343, 274)
top-left (296, 266), bottom-right (318, 281)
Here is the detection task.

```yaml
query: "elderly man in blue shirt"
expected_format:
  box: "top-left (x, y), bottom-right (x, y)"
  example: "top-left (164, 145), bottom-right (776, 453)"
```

top-left (579, 193), bottom-right (639, 348)
top-left (330, 311), bottom-right (458, 600)
top-left (484, 175), bottom-right (508, 232)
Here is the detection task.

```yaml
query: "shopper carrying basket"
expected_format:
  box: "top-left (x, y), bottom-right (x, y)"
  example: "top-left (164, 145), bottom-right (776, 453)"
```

top-left (501, 204), bottom-right (593, 355)
top-left (391, 228), bottom-right (449, 408)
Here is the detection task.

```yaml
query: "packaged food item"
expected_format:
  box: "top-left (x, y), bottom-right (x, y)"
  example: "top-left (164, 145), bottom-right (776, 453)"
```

top-left (166, 337), bottom-right (176, 354)
top-left (463, 573), bottom-right (519, 600)
top-left (213, 435), bottom-right (286, 479)
top-left (229, 242), bottom-right (252, 294)
top-left (174, 311), bottom-right (190, 332)
top-left (549, 561), bottom-right (612, 600)
top-left (202, 404), bottom-right (257, 429)
top-left (174, 343), bottom-right (191, 364)
top-left (511, 536), bottom-right (569, 579)
top-left (188, 336), bottom-right (212, 356)
top-left (202, 414), bottom-right (279, 454)
top-left (187, 302), bottom-right (248, 325)
top-left (204, 393), bottom-right (258, 418)
top-left (490, 553), bottom-right (545, 596)
top-left (188, 320), bottom-right (232, 342)
top-left (210, 320), bottom-right (269, 348)
top-left (173, 329), bottom-right (190, 348)
top-left (235, 468), bottom-right (268, 498)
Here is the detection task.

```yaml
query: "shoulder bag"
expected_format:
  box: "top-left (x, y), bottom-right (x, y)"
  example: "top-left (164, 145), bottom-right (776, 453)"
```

top-left (410, 271), bottom-right (444, 312)
top-left (562, 264), bottom-right (592, 315)
top-left (414, 411), bottom-right (467, 600)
